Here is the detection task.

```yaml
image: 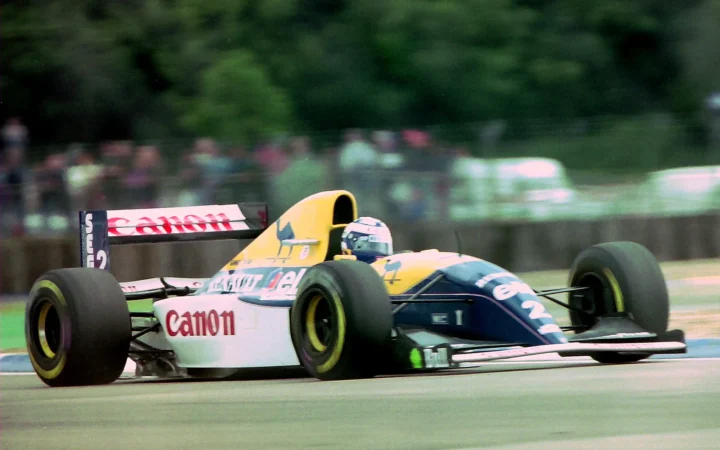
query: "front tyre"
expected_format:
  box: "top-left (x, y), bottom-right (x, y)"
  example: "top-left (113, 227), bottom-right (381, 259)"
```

top-left (290, 260), bottom-right (393, 381)
top-left (25, 268), bottom-right (131, 387)
top-left (568, 241), bottom-right (669, 364)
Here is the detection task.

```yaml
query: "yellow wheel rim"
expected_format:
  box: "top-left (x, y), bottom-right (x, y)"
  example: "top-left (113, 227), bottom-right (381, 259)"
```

top-left (603, 268), bottom-right (625, 313)
top-left (317, 292), bottom-right (346, 374)
top-left (37, 302), bottom-right (57, 358)
top-left (306, 295), bottom-right (327, 352)
top-left (27, 280), bottom-right (68, 380)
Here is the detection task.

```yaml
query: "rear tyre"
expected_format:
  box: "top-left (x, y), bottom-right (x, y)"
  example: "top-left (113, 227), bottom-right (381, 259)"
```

top-left (568, 241), bottom-right (669, 364)
top-left (290, 260), bottom-right (393, 381)
top-left (25, 268), bottom-right (131, 387)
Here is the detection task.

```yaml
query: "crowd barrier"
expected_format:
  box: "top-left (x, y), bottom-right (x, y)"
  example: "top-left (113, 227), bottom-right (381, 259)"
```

top-left (2, 213), bottom-right (720, 294)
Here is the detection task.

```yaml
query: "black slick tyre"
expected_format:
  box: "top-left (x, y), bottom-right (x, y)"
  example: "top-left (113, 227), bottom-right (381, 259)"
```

top-left (568, 241), bottom-right (669, 364)
top-left (25, 268), bottom-right (131, 387)
top-left (290, 260), bottom-right (393, 381)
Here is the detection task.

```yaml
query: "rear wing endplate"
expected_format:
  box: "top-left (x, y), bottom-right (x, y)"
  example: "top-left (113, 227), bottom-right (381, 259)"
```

top-left (79, 203), bottom-right (268, 271)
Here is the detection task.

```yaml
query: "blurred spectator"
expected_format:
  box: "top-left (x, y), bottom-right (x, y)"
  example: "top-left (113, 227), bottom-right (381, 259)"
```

top-left (66, 145), bottom-right (104, 212)
top-left (402, 129), bottom-right (435, 172)
top-left (176, 149), bottom-right (204, 206)
top-left (338, 129), bottom-right (378, 172)
top-left (224, 145), bottom-right (264, 202)
top-left (289, 136), bottom-right (311, 161)
top-left (100, 141), bottom-right (134, 209)
top-left (272, 136), bottom-right (328, 214)
top-left (430, 141), bottom-right (455, 219)
top-left (0, 146), bottom-right (28, 236)
top-left (337, 129), bottom-right (380, 215)
top-left (384, 130), bottom-right (436, 221)
top-left (479, 120), bottom-right (507, 153)
top-left (35, 153), bottom-right (71, 231)
top-left (252, 138), bottom-right (290, 215)
top-left (254, 139), bottom-right (289, 175)
top-left (192, 138), bottom-right (234, 203)
top-left (0, 125), bottom-right (463, 232)
top-left (370, 130), bottom-right (404, 218)
top-left (453, 146), bottom-right (471, 158)
top-left (707, 92), bottom-right (720, 150)
top-left (228, 145), bottom-right (260, 177)
top-left (124, 145), bottom-right (163, 208)
top-left (2, 117), bottom-right (28, 160)
top-left (372, 130), bottom-right (404, 169)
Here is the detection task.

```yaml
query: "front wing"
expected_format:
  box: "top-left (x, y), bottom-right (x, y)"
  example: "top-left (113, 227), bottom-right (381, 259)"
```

top-left (390, 327), bottom-right (687, 371)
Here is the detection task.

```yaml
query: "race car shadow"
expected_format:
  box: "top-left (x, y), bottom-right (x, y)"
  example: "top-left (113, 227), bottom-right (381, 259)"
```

top-left (122, 359), bottom-right (671, 385)
top-left (379, 358), bottom-right (671, 379)
top-left (123, 366), bottom-right (312, 385)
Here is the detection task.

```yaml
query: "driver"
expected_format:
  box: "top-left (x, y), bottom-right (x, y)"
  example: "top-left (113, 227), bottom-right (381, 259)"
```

top-left (341, 217), bottom-right (393, 263)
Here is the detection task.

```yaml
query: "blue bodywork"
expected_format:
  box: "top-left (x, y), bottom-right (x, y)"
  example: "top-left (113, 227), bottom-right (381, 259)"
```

top-left (391, 259), bottom-right (569, 346)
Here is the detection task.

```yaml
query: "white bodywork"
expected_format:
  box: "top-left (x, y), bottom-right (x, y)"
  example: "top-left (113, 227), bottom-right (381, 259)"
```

top-left (148, 294), bottom-right (300, 369)
top-left (120, 277), bottom-right (209, 293)
top-left (452, 341), bottom-right (687, 366)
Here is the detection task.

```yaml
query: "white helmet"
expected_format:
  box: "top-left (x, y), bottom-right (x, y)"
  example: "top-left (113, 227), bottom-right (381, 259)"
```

top-left (341, 217), bottom-right (393, 263)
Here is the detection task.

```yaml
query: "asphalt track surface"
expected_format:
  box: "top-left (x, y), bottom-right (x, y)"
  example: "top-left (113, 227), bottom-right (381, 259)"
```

top-left (3, 359), bottom-right (720, 450)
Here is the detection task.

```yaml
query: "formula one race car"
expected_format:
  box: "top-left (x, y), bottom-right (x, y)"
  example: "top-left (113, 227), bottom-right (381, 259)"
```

top-left (24, 190), bottom-right (686, 387)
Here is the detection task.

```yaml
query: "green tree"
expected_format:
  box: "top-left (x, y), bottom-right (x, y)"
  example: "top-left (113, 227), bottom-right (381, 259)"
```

top-left (675, 0), bottom-right (720, 98)
top-left (2, 1), bottom-right (150, 144)
top-left (181, 50), bottom-right (293, 142)
top-left (0, 0), bottom-right (706, 150)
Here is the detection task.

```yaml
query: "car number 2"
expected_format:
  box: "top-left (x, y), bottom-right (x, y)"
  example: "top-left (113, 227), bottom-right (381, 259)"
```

top-left (521, 300), bottom-right (552, 319)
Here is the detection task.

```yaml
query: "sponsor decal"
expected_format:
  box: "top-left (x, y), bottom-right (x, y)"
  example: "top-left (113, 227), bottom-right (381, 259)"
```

top-left (423, 348), bottom-right (450, 369)
top-left (367, 234), bottom-right (391, 243)
top-left (492, 281), bottom-right (534, 300)
top-left (381, 259), bottom-right (403, 285)
top-left (274, 221), bottom-right (296, 263)
top-left (206, 268), bottom-right (308, 297)
top-left (265, 268), bottom-right (307, 294)
top-left (453, 341), bottom-right (685, 363)
top-left (165, 309), bottom-right (236, 337)
top-left (108, 205), bottom-right (247, 237)
top-left (409, 349), bottom-right (423, 369)
top-left (276, 221), bottom-right (295, 241)
top-left (109, 213), bottom-right (232, 236)
top-left (431, 313), bottom-right (449, 325)
top-left (603, 332), bottom-right (654, 339)
top-left (537, 323), bottom-right (563, 335)
top-left (521, 300), bottom-right (552, 319)
top-left (475, 272), bottom-right (516, 289)
top-left (595, 343), bottom-right (665, 350)
top-left (208, 274), bottom-right (264, 293)
top-left (299, 245), bottom-right (310, 260)
top-left (84, 213), bottom-right (108, 269)
top-left (347, 223), bottom-right (381, 235)
top-left (258, 293), bottom-right (296, 301)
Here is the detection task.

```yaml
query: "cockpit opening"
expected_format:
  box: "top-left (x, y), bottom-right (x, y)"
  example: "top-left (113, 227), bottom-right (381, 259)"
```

top-left (332, 194), bottom-right (355, 225)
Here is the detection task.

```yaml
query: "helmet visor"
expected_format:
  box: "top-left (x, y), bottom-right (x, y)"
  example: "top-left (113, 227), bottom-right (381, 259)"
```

top-left (354, 235), bottom-right (393, 255)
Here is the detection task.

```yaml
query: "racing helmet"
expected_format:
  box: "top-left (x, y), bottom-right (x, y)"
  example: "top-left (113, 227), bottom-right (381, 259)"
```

top-left (341, 217), bottom-right (393, 263)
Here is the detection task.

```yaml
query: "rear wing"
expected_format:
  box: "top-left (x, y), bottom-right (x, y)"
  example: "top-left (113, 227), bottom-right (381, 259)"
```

top-left (79, 203), bottom-right (268, 271)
